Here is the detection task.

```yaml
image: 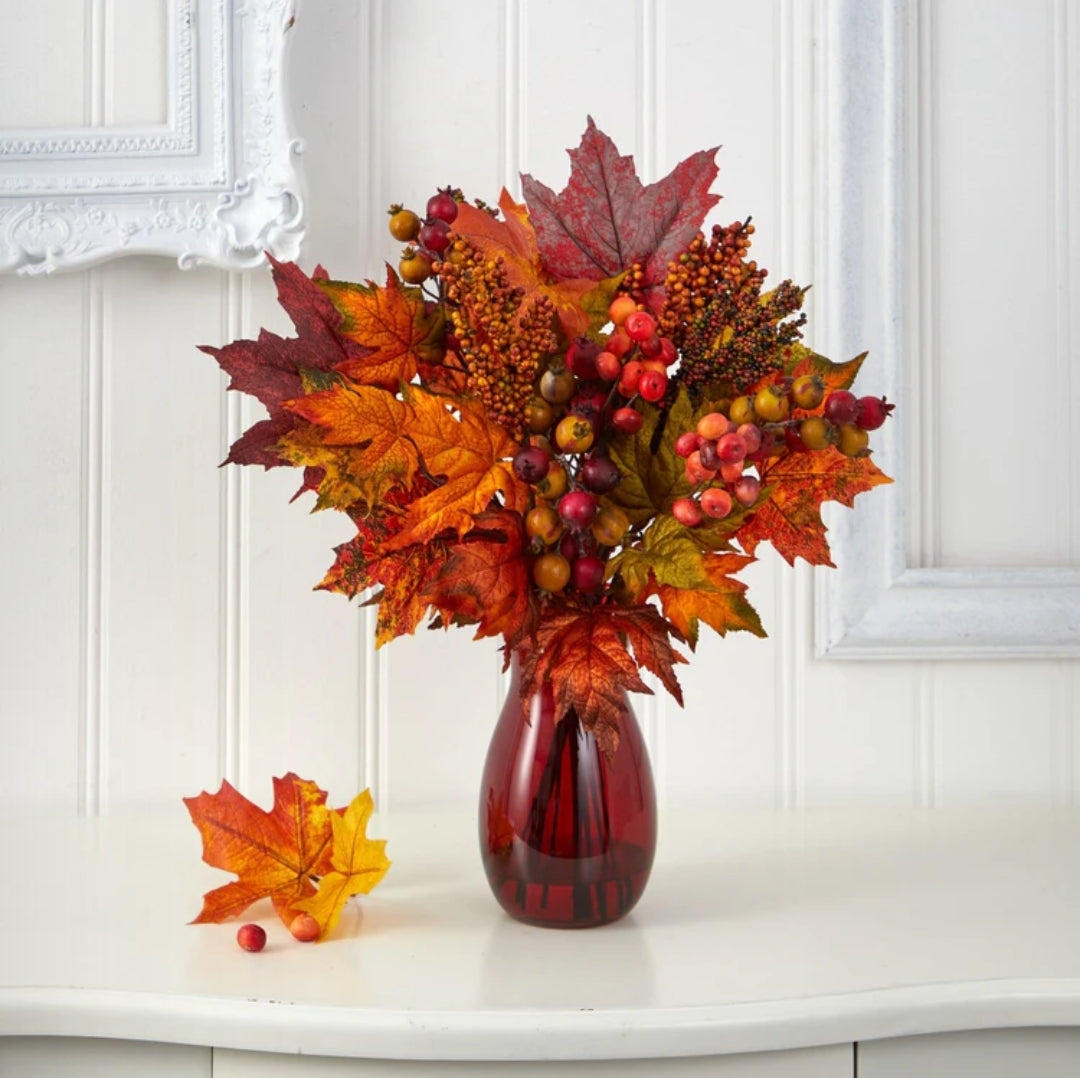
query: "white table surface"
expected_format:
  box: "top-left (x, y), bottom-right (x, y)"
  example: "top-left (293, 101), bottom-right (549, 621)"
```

top-left (2, 805), bottom-right (1079, 1061)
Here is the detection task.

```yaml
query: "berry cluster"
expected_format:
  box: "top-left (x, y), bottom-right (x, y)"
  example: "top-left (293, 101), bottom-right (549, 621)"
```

top-left (670, 376), bottom-right (894, 528)
top-left (511, 299), bottom-right (683, 598)
top-left (436, 238), bottom-right (558, 438)
top-left (387, 187), bottom-right (461, 284)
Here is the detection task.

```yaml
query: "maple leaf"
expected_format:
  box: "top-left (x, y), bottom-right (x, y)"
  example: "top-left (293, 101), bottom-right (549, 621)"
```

top-left (608, 387), bottom-right (732, 525)
top-left (292, 789), bottom-right (391, 940)
top-left (737, 446), bottom-right (893, 566)
top-left (522, 118), bottom-right (719, 309)
top-left (383, 388), bottom-right (530, 549)
top-left (318, 270), bottom-right (446, 390)
top-left (424, 509), bottom-right (538, 645)
top-left (278, 382), bottom-right (419, 508)
top-left (184, 773), bottom-right (336, 928)
top-left (649, 551), bottom-right (765, 649)
top-left (453, 192), bottom-right (621, 339)
top-left (200, 257), bottom-right (368, 469)
top-left (608, 514), bottom-right (713, 602)
top-left (521, 605), bottom-right (686, 756)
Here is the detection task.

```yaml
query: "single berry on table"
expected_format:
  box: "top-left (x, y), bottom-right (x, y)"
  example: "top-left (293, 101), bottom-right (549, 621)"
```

top-left (236, 923), bottom-right (266, 952)
top-left (289, 913), bottom-right (320, 943)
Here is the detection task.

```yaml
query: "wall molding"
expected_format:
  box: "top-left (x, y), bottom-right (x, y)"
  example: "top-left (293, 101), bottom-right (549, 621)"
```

top-left (815, 0), bottom-right (1080, 660)
top-left (0, 0), bottom-right (304, 274)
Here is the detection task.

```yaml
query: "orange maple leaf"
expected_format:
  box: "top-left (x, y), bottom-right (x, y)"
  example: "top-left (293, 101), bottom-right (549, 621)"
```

top-left (453, 192), bottom-right (619, 339)
top-left (184, 773), bottom-right (336, 928)
top-left (521, 605), bottom-right (686, 756)
top-left (317, 270), bottom-right (445, 389)
top-left (424, 509), bottom-right (538, 645)
top-left (279, 382), bottom-right (419, 508)
top-left (383, 388), bottom-right (530, 549)
top-left (738, 446), bottom-right (892, 566)
top-left (293, 790), bottom-right (391, 940)
top-left (649, 551), bottom-right (766, 649)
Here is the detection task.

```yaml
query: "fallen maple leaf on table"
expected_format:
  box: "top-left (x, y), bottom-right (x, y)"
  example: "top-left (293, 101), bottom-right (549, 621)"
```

top-left (292, 790), bottom-right (391, 940)
top-left (184, 773), bottom-right (389, 941)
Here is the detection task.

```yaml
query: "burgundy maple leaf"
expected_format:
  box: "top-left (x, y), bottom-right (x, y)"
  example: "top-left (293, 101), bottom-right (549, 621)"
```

top-left (521, 117), bottom-right (720, 310)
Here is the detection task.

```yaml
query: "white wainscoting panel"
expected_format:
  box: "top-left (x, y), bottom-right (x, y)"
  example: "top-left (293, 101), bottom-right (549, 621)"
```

top-left (0, 0), bottom-right (1077, 818)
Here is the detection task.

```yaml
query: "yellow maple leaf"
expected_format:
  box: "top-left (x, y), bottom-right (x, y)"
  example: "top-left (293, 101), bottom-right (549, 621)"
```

top-left (293, 789), bottom-right (391, 940)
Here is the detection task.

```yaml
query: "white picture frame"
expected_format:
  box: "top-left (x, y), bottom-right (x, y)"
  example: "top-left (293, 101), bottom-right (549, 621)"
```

top-left (0, 0), bottom-right (304, 275)
top-left (814, 0), bottom-right (1080, 659)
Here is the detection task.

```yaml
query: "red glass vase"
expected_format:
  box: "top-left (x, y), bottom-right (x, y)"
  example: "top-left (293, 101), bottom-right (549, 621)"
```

top-left (479, 656), bottom-right (657, 928)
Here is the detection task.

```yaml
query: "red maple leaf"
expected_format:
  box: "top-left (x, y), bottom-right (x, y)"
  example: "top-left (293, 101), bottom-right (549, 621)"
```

top-left (737, 447), bottom-right (892, 566)
top-left (200, 257), bottom-right (368, 468)
top-left (520, 605), bottom-right (686, 756)
top-left (521, 117), bottom-right (720, 309)
top-left (424, 509), bottom-right (538, 646)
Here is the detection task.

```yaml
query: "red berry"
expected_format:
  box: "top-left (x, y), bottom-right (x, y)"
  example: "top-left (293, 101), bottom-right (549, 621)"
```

top-left (720, 461), bottom-right (744, 483)
top-left (672, 497), bottom-right (703, 527)
top-left (716, 432), bottom-right (748, 465)
top-left (559, 532), bottom-right (580, 561)
top-left (855, 395), bottom-right (894, 431)
top-left (733, 475), bottom-right (761, 507)
top-left (617, 359), bottom-right (643, 398)
top-left (736, 423), bottom-right (762, 454)
top-left (824, 390), bottom-right (859, 425)
top-left (700, 487), bottom-right (733, 519)
top-left (697, 412), bottom-right (732, 440)
top-left (289, 913), bottom-right (320, 943)
top-left (513, 446), bottom-right (550, 483)
top-left (605, 325), bottom-right (633, 358)
top-left (639, 333), bottom-right (663, 358)
top-left (418, 218), bottom-right (451, 253)
top-left (594, 351), bottom-right (621, 381)
top-left (558, 490), bottom-right (598, 529)
top-left (674, 431), bottom-right (700, 458)
top-left (581, 455), bottom-right (621, 493)
top-left (426, 190), bottom-right (458, 224)
top-left (566, 337), bottom-right (601, 380)
top-left (657, 337), bottom-right (677, 366)
top-left (698, 439), bottom-right (721, 471)
top-left (638, 369), bottom-right (668, 403)
top-left (571, 555), bottom-right (606, 593)
top-left (624, 311), bottom-right (657, 342)
top-left (237, 923), bottom-right (266, 952)
top-left (608, 295), bottom-right (637, 326)
top-left (611, 406), bottom-right (643, 433)
top-left (785, 426), bottom-right (808, 453)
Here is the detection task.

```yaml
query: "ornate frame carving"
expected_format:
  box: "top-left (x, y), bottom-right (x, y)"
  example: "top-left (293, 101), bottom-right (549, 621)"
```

top-left (0, 0), bottom-right (304, 274)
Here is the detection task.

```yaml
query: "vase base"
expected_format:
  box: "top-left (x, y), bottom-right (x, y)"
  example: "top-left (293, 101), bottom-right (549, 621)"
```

top-left (484, 839), bottom-right (653, 928)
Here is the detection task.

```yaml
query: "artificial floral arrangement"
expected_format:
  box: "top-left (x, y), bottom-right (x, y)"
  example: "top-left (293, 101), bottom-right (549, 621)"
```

top-left (201, 118), bottom-right (892, 757)
top-left (190, 118), bottom-right (894, 938)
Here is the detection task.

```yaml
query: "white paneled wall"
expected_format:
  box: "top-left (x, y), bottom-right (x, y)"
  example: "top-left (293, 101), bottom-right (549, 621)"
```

top-left (1, 0), bottom-right (1077, 818)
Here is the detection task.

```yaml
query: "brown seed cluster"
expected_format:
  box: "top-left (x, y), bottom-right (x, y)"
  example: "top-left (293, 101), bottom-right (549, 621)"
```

top-left (437, 238), bottom-right (558, 439)
top-left (623, 220), bottom-right (808, 398)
